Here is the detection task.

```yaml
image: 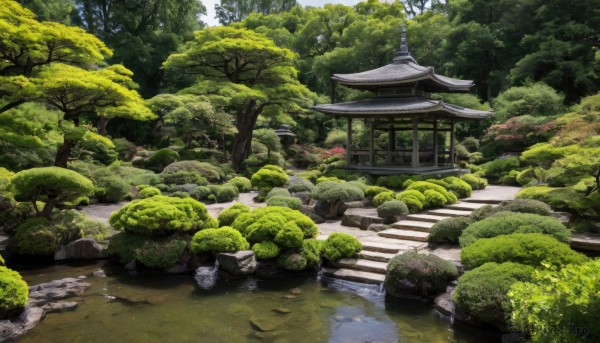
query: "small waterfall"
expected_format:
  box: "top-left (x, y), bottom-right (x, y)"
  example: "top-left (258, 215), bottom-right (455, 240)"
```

top-left (194, 260), bottom-right (219, 290)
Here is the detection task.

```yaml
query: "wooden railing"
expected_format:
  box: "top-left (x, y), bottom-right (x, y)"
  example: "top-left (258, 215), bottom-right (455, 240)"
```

top-left (347, 149), bottom-right (454, 167)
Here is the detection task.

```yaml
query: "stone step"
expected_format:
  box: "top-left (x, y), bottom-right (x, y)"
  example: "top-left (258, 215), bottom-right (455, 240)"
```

top-left (390, 220), bottom-right (435, 232)
top-left (356, 250), bottom-right (397, 263)
top-left (322, 267), bottom-right (385, 284)
top-left (360, 241), bottom-right (405, 254)
top-left (362, 236), bottom-right (427, 249)
top-left (426, 208), bottom-right (472, 217)
top-left (460, 198), bottom-right (503, 205)
top-left (378, 229), bottom-right (430, 242)
top-left (405, 213), bottom-right (449, 223)
top-left (571, 232), bottom-right (600, 252)
top-left (335, 258), bottom-right (388, 274)
top-left (444, 201), bottom-right (491, 211)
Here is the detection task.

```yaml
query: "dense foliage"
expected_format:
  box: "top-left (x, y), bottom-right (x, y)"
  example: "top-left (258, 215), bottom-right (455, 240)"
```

top-left (322, 233), bottom-right (362, 262)
top-left (0, 267), bottom-right (28, 318)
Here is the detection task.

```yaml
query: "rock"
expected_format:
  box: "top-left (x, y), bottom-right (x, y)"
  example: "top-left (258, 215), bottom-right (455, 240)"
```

top-left (271, 308), bottom-right (292, 315)
top-left (55, 238), bottom-right (104, 261)
top-left (249, 316), bottom-right (277, 332)
top-left (194, 265), bottom-right (218, 290)
top-left (313, 200), bottom-right (331, 218)
top-left (255, 261), bottom-right (282, 277)
top-left (28, 277), bottom-right (90, 306)
top-left (41, 301), bottom-right (78, 314)
top-left (217, 251), bottom-right (257, 276)
top-left (19, 307), bottom-right (43, 330)
top-left (92, 269), bottom-right (106, 277)
top-left (124, 260), bottom-right (137, 271)
top-left (434, 287), bottom-right (455, 317)
top-left (338, 201), bottom-right (368, 216)
top-left (300, 208), bottom-right (325, 224)
top-left (292, 191), bottom-right (311, 205)
top-left (367, 223), bottom-right (389, 232)
top-left (341, 208), bottom-right (384, 230)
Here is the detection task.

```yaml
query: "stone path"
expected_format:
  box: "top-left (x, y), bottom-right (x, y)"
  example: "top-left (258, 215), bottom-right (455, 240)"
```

top-left (320, 186), bottom-right (514, 284)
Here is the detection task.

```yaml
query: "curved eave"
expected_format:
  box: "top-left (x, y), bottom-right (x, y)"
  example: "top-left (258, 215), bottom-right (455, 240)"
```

top-left (332, 62), bottom-right (473, 92)
top-left (311, 98), bottom-right (492, 120)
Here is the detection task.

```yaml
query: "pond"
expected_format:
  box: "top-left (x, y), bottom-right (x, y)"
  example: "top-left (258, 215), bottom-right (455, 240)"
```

top-left (16, 262), bottom-right (500, 343)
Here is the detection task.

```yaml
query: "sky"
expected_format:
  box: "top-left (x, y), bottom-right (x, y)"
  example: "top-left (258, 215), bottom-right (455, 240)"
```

top-left (201, 0), bottom-right (366, 26)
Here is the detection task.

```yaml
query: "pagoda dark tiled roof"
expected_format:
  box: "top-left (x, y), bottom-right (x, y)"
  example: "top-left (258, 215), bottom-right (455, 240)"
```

top-left (332, 61), bottom-right (473, 92)
top-left (312, 97), bottom-right (492, 119)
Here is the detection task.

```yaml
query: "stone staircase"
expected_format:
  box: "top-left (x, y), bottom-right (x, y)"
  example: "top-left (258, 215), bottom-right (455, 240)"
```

top-left (321, 199), bottom-right (499, 284)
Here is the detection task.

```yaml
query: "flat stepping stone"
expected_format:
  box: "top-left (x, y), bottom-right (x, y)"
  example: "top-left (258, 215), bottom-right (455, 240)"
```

top-left (362, 236), bottom-right (427, 249)
top-left (335, 258), bottom-right (387, 274)
top-left (378, 229), bottom-right (430, 242)
top-left (571, 232), bottom-right (600, 252)
top-left (444, 201), bottom-right (491, 211)
top-left (341, 208), bottom-right (384, 230)
top-left (427, 208), bottom-right (472, 217)
top-left (356, 250), bottom-right (397, 263)
top-left (405, 213), bottom-right (448, 223)
top-left (322, 267), bottom-right (385, 284)
top-left (460, 199), bottom-right (503, 205)
top-left (390, 220), bottom-right (434, 232)
top-left (359, 241), bottom-right (405, 254)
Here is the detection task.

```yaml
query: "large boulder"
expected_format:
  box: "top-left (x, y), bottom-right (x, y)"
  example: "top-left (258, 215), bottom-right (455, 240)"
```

top-left (54, 238), bottom-right (105, 261)
top-left (341, 208), bottom-right (384, 230)
top-left (217, 250), bottom-right (257, 276)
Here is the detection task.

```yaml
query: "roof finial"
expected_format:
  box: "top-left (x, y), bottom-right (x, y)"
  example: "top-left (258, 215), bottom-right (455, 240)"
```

top-left (394, 20), bottom-right (417, 64)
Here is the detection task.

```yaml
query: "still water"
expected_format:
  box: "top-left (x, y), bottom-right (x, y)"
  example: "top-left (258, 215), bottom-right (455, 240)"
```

top-left (16, 262), bottom-right (499, 343)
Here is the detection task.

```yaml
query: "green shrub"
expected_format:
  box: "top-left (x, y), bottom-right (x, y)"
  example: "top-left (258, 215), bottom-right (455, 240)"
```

top-left (322, 233), bottom-right (362, 261)
top-left (407, 181), bottom-right (455, 204)
top-left (443, 176), bottom-right (473, 198)
top-left (251, 165), bottom-right (288, 193)
top-left (13, 217), bottom-right (58, 255)
top-left (347, 180), bottom-right (369, 191)
top-left (460, 211), bottom-right (570, 247)
top-left (423, 189), bottom-right (447, 208)
top-left (0, 202), bottom-right (35, 233)
top-left (162, 160), bottom-right (224, 182)
top-left (266, 187), bottom-right (291, 200)
top-left (376, 175), bottom-right (422, 189)
top-left (428, 217), bottom-right (474, 244)
top-left (277, 250), bottom-right (308, 271)
top-left (110, 195), bottom-right (217, 235)
top-left (107, 232), bottom-right (187, 269)
top-left (509, 259), bottom-right (600, 343)
top-left (316, 176), bottom-right (342, 184)
top-left (0, 255), bottom-right (4, 266)
top-left (469, 199), bottom-right (552, 221)
top-left (266, 196), bottom-right (302, 210)
top-left (385, 251), bottom-right (458, 297)
top-left (365, 186), bottom-right (392, 198)
top-left (273, 222), bottom-right (304, 249)
top-left (396, 190), bottom-right (426, 213)
top-left (288, 179), bottom-right (315, 193)
top-left (252, 241), bottom-right (280, 259)
top-left (11, 167), bottom-right (93, 218)
top-left (372, 191), bottom-right (394, 207)
top-left (461, 233), bottom-right (587, 270)
top-left (425, 179), bottom-right (449, 188)
top-left (454, 262), bottom-right (534, 330)
top-left (460, 174), bottom-right (488, 190)
top-left (377, 200), bottom-right (409, 218)
top-left (311, 181), bottom-right (364, 218)
top-left (227, 176), bottom-right (252, 192)
top-left (498, 170), bottom-right (519, 185)
top-left (0, 267), bottom-right (28, 317)
top-left (479, 157), bottom-right (520, 181)
top-left (516, 168), bottom-right (536, 185)
top-left (217, 203), bottom-right (251, 227)
top-left (160, 171), bottom-right (208, 186)
top-left (144, 148), bottom-right (180, 172)
top-left (94, 175), bottom-right (130, 203)
top-left (301, 239), bottom-right (322, 268)
top-left (138, 186), bottom-right (161, 198)
top-left (212, 184), bottom-right (238, 203)
top-left (189, 227), bottom-right (249, 254)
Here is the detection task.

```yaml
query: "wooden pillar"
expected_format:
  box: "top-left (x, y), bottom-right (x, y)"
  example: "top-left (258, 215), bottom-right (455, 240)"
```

top-left (411, 117), bottom-right (419, 168)
top-left (346, 117), bottom-right (352, 166)
top-left (387, 119), bottom-right (395, 164)
top-left (369, 119), bottom-right (375, 167)
top-left (330, 80), bottom-right (336, 104)
top-left (449, 121), bottom-right (455, 167)
top-left (433, 119), bottom-right (438, 167)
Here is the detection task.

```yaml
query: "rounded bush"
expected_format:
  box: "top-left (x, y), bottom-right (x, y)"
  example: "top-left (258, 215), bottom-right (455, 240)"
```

top-left (385, 251), bottom-right (458, 297)
top-left (396, 190), bottom-right (425, 213)
top-left (160, 171), bottom-right (207, 186)
top-left (423, 189), bottom-right (446, 208)
top-left (13, 217), bottom-right (57, 255)
top-left (273, 222), bottom-right (303, 249)
top-left (0, 267), bottom-right (28, 318)
top-left (407, 181), bottom-right (454, 204)
top-left (162, 160), bottom-right (223, 182)
top-left (109, 195), bottom-right (217, 235)
top-left (138, 186), bottom-right (161, 198)
top-left (232, 206), bottom-right (318, 242)
top-left (145, 148), bottom-right (180, 171)
top-left (301, 239), bottom-right (322, 268)
top-left (461, 233), bottom-right (587, 269)
top-left (376, 175), bottom-right (421, 189)
top-left (443, 176), bottom-right (472, 198)
top-left (311, 181), bottom-right (364, 218)
top-left (94, 175), bottom-right (130, 203)
top-left (373, 191), bottom-right (395, 207)
top-left (227, 176), bottom-right (252, 192)
top-left (277, 251), bottom-right (308, 271)
top-left (453, 262), bottom-right (534, 330)
top-left (251, 165), bottom-right (288, 193)
top-left (516, 168), bottom-right (535, 185)
top-left (460, 211), bottom-right (571, 247)
top-left (365, 186), bottom-right (392, 198)
top-left (288, 179), bottom-right (315, 193)
top-left (428, 217), bottom-right (474, 244)
top-left (460, 174), bottom-right (488, 190)
top-left (252, 241), bottom-right (280, 259)
top-left (266, 187), bottom-right (291, 200)
top-left (213, 184), bottom-right (238, 203)
top-left (322, 233), bottom-right (362, 262)
top-left (266, 196), bottom-right (302, 210)
top-left (217, 203), bottom-right (250, 227)
top-left (107, 232), bottom-right (187, 269)
top-left (377, 200), bottom-right (409, 218)
top-left (190, 227), bottom-right (249, 254)
top-left (469, 199), bottom-right (552, 221)
top-left (425, 179), bottom-right (449, 188)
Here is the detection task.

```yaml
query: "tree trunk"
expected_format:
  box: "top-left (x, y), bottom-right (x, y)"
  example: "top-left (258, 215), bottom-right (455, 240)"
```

top-left (231, 103), bottom-right (260, 172)
top-left (54, 138), bottom-right (77, 168)
top-left (97, 116), bottom-right (109, 136)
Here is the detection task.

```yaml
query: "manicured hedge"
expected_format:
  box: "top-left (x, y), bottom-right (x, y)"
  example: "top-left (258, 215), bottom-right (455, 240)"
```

top-left (428, 217), bottom-right (474, 244)
top-left (322, 232), bottom-right (362, 261)
top-left (190, 227), bottom-right (249, 254)
top-left (217, 203), bottom-right (250, 227)
top-left (377, 200), bottom-right (409, 218)
top-left (0, 267), bottom-right (28, 318)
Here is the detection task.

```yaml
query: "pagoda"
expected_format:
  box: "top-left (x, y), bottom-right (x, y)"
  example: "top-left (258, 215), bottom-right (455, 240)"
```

top-left (312, 26), bottom-right (492, 176)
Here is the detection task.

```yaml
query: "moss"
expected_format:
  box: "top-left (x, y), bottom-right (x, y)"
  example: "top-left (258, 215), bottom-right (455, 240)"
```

top-left (461, 233), bottom-right (587, 269)
top-left (110, 195), bottom-right (217, 235)
top-left (217, 203), bottom-right (251, 227)
top-left (189, 227), bottom-right (249, 254)
top-left (138, 186), bottom-right (161, 198)
top-left (377, 200), bottom-right (409, 218)
top-left (252, 241), bottom-right (280, 259)
top-left (322, 233), bottom-right (362, 262)
top-left (13, 217), bottom-right (58, 255)
top-left (273, 222), bottom-right (303, 249)
top-left (227, 176), bottom-right (252, 192)
top-left (136, 237), bottom-right (188, 269)
top-left (428, 217), bottom-right (473, 244)
top-left (0, 267), bottom-right (28, 318)
top-left (277, 251), bottom-right (307, 271)
top-left (232, 206), bottom-right (318, 240)
top-left (266, 196), bottom-right (302, 210)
